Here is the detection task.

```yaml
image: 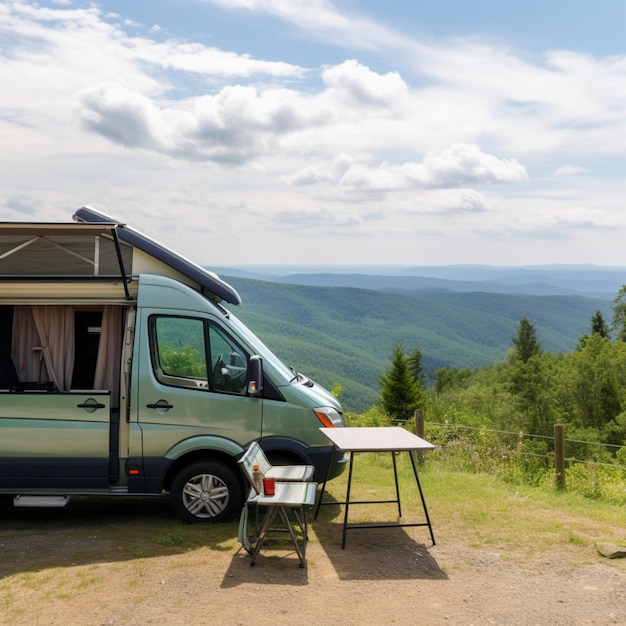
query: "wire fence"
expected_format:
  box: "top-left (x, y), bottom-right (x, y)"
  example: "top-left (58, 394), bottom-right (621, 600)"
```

top-left (372, 412), bottom-right (626, 502)
top-left (424, 422), bottom-right (626, 470)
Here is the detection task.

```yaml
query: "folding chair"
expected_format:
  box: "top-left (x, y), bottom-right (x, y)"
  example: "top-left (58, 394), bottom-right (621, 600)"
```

top-left (237, 441), bottom-right (316, 567)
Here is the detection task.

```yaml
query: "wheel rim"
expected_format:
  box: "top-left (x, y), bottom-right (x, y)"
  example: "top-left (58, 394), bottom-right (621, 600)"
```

top-left (181, 473), bottom-right (230, 519)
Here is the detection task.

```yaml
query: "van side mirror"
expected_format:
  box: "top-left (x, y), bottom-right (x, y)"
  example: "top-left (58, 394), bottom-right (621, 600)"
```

top-left (247, 355), bottom-right (264, 397)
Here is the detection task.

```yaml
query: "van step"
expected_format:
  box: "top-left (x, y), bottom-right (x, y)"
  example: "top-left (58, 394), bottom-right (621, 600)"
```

top-left (13, 495), bottom-right (70, 508)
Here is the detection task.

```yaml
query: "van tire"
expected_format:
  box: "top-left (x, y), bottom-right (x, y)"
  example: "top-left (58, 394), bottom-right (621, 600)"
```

top-left (170, 461), bottom-right (241, 523)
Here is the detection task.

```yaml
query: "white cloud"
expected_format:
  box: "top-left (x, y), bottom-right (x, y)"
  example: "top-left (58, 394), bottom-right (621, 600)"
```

top-left (201, 0), bottom-right (406, 51)
top-left (1, 0), bottom-right (625, 265)
top-left (0, 2), bottom-right (303, 126)
top-left (77, 81), bottom-right (324, 163)
top-left (130, 40), bottom-right (304, 79)
top-left (322, 60), bottom-right (408, 107)
top-left (550, 206), bottom-right (623, 230)
top-left (413, 188), bottom-right (492, 215)
top-left (469, 199), bottom-right (626, 239)
top-left (2, 195), bottom-right (41, 217)
top-left (552, 165), bottom-right (589, 176)
top-left (77, 83), bottom-right (162, 149)
top-left (72, 58), bottom-right (412, 164)
top-left (286, 144), bottom-right (527, 191)
top-left (270, 206), bottom-right (365, 230)
top-left (420, 144), bottom-right (528, 186)
top-left (199, 1), bottom-right (626, 159)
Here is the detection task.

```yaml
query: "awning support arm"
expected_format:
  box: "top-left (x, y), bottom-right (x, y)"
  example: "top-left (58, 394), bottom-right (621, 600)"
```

top-left (112, 228), bottom-right (131, 300)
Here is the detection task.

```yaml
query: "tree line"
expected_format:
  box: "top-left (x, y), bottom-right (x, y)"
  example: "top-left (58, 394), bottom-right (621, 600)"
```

top-left (378, 289), bottom-right (626, 457)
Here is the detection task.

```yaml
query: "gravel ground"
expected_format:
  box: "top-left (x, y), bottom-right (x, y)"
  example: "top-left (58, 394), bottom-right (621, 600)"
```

top-left (1, 500), bottom-right (624, 626)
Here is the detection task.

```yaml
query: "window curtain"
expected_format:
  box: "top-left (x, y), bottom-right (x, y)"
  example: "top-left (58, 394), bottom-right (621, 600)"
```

top-left (11, 306), bottom-right (44, 384)
top-left (12, 305), bottom-right (75, 390)
top-left (31, 305), bottom-right (75, 391)
top-left (94, 305), bottom-right (123, 408)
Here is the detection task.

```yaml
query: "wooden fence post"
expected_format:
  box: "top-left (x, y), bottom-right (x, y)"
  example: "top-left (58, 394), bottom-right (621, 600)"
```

top-left (414, 408), bottom-right (424, 439)
top-left (554, 423), bottom-right (565, 490)
top-left (414, 409), bottom-right (425, 464)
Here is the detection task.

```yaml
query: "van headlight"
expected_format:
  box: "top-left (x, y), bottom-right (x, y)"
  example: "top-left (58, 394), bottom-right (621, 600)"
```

top-left (313, 407), bottom-right (344, 428)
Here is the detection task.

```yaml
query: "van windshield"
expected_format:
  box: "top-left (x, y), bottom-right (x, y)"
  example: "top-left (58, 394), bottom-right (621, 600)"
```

top-left (225, 312), bottom-right (294, 383)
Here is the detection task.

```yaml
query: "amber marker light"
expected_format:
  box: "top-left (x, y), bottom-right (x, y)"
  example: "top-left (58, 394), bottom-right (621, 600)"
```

top-left (314, 407), bottom-right (343, 428)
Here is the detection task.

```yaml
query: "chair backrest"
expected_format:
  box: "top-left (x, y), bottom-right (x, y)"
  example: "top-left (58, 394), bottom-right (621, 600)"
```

top-left (238, 440), bottom-right (272, 490)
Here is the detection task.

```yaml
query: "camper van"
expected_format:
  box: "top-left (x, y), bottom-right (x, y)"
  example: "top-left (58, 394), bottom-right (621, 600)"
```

top-left (0, 207), bottom-right (346, 522)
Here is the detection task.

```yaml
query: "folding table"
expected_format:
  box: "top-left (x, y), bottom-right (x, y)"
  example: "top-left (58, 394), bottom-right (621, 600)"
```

top-left (314, 426), bottom-right (436, 549)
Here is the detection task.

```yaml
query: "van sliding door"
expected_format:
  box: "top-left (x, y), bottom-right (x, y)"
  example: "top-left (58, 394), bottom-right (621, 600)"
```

top-left (0, 391), bottom-right (111, 489)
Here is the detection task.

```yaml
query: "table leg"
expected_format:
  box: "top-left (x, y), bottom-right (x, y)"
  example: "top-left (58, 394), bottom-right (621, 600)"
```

top-left (409, 450), bottom-right (435, 545)
top-left (341, 451), bottom-right (355, 549)
top-left (391, 451), bottom-right (402, 518)
top-left (314, 443), bottom-right (337, 519)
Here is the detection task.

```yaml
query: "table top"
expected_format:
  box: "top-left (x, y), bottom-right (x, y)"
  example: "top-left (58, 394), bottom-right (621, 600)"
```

top-left (320, 426), bottom-right (435, 452)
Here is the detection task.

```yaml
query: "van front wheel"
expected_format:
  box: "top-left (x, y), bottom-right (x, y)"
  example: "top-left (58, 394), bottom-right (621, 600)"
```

top-left (170, 461), bottom-right (241, 523)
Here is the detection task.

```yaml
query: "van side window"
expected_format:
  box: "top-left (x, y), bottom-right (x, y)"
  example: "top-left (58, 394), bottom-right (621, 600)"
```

top-left (149, 316), bottom-right (249, 395)
top-left (151, 316), bottom-right (209, 389)
top-left (208, 324), bottom-right (249, 395)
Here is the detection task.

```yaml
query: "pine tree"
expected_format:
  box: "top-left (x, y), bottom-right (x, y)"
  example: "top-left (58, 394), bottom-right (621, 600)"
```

top-left (407, 347), bottom-right (425, 383)
top-left (512, 317), bottom-right (542, 363)
top-left (380, 343), bottom-right (423, 421)
top-left (590, 310), bottom-right (610, 338)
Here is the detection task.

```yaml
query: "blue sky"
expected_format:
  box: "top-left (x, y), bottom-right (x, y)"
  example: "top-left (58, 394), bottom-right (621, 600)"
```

top-left (1, 0), bottom-right (625, 267)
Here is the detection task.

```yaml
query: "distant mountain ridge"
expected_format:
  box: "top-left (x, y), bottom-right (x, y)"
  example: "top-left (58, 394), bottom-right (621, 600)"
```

top-left (213, 268), bottom-right (617, 412)
top-left (213, 265), bottom-right (626, 299)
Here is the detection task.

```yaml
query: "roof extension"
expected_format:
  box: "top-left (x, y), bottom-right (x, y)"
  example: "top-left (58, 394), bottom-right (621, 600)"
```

top-left (0, 207), bottom-right (241, 306)
top-left (73, 206), bottom-right (242, 305)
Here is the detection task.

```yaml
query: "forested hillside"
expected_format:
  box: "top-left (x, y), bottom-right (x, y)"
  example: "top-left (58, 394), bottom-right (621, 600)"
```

top-left (223, 275), bottom-right (612, 412)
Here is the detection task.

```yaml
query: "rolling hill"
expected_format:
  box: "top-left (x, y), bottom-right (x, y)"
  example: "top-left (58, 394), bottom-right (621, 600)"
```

top-left (221, 274), bottom-right (613, 413)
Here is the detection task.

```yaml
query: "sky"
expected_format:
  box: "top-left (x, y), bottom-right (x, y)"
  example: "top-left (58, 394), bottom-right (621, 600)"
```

top-left (1, 0), bottom-right (625, 268)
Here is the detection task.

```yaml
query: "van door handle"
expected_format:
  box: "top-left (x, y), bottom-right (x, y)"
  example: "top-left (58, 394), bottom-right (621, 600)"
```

top-left (146, 400), bottom-right (174, 410)
top-left (77, 400), bottom-right (106, 411)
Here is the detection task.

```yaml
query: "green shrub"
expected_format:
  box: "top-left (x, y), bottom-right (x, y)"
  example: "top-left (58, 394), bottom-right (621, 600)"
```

top-left (565, 462), bottom-right (626, 505)
top-left (345, 406), bottom-right (391, 427)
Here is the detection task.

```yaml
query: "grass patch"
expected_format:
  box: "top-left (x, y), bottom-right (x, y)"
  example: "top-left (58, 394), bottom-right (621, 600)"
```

top-left (154, 532), bottom-right (186, 547)
top-left (317, 447), bottom-right (625, 560)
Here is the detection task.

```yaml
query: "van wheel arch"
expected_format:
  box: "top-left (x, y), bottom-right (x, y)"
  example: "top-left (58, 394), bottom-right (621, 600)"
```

top-left (258, 437), bottom-right (312, 467)
top-left (265, 450), bottom-right (305, 466)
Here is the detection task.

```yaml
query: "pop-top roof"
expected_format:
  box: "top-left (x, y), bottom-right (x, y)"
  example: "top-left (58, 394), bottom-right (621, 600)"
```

top-left (0, 207), bottom-right (241, 305)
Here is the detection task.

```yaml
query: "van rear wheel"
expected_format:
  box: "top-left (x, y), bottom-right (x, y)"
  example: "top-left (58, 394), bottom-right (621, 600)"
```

top-left (170, 461), bottom-right (241, 523)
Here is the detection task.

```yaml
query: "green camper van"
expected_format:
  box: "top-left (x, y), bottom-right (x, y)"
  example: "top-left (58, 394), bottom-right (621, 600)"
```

top-left (0, 207), bottom-right (345, 522)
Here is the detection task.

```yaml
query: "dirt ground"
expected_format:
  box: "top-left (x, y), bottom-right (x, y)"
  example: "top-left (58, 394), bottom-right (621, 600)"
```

top-left (0, 495), bottom-right (624, 626)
